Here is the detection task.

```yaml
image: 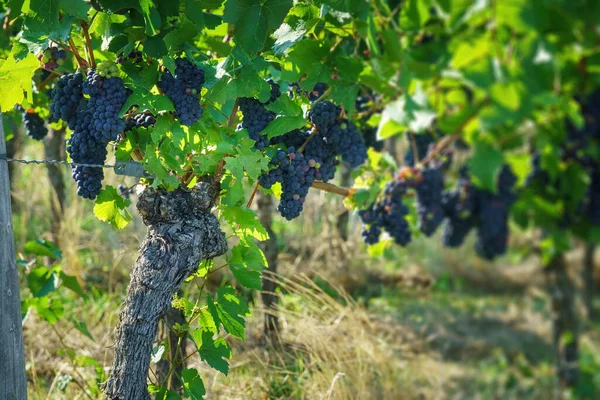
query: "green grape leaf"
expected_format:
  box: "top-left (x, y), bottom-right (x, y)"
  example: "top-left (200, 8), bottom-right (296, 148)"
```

top-left (221, 206), bottom-right (269, 241)
top-left (59, 0), bottom-right (90, 19)
top-left (263, 115), bottom-right (308, 139)
top-left (191, 329), bottom-right (232, 374)
top-left (23, 239), bottom-right (62, 260)
top-left (468, 142), bottom-right (504, 192)
top-left (272, 21), bottom-right (306, 55)
top-left (25, 0), bottom-right (60, 31)
top-left (93, 187), bottom-right (133, 229)
top-left (27, 267), bottom-right (59, 297)
top-left (0, 53), bottom-right (38, 112)
top-left (223, 0), bottom-right (293, 53)
top-left (59, 271), bottom-right (87, 299)
top-left (208, 286), bottom-right (250, 340)
top-left (182, 368), bottom-right (206, 399)
top-left (33, 297), bottom-right (64, 324)
top-left (119, 87), bottom-right (174, 117)
top-left (185, 0), bottom-right (206, 29)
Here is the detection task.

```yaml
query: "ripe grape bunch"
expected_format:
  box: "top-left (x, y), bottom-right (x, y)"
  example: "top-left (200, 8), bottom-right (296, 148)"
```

top-left (39, 46), bottom-right (67, 70)
top-left (50, 72), bottom-right (84, 124)
top-left (359, 177), bottom-right (412, 245)
top-left (259, 147), bottom-right (315, 220)
top-left (360, 159), bottom-right (518, 260)
top-left (237, 80), bottom-right (280, 150)
top-left (15, 106), bottom-right (48, 140)
top-left (50, 61), bottom-right (128, 199)
top-left (255, 95), bottom-right (367, 220)
top-left (159, 58), bottom-right (205, 126)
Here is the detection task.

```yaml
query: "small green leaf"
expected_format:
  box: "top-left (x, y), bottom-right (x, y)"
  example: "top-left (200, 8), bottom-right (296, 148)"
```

top-left (23, 239), bottom-right (62, 260)
top-left (468, 142), bottom-right (504, 192)
top-left (59, 271), bottom-right (87, 299)
top-left (93, 187), bottom-right (133, 229)
top-left (191, 329), bottom-right (231, 375)
top-left (27, 267), bottom-right (59, 297)
top-left (182, 368), bottom-right (206, 399)
top-left (0, 53), bottom-right (39, 112)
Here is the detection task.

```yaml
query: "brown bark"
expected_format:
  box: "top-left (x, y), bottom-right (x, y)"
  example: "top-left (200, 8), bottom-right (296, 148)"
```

top-left (583, 243), bottom-right (596, 320)
top-left (4, 116), bottom-right (21, 208)
top-left (44, 128), bottom-right (66, 243)
top-left (256, 191), bottom-right (279, 335)
top-left (545, 254), bottom-right (579, 387)
top-left (102, 183), bottom-right (228, 400)
top-left (0, 113), bottom-right (28, 400)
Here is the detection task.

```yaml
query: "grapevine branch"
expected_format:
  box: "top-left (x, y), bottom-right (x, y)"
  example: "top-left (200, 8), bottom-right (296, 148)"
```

top-left (67, 38), bottom-right (89, 69)
top-left (81, 21), bottom-right (96, 69)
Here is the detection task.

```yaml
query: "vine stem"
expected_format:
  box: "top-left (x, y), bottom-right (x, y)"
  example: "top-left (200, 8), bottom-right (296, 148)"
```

top-left (81, 20), bottom-right (96, 69)
top-left (37, 72), bottom-right (57, 90)
top-left (246, 181), bottom-right (259, 208)
top-left (312, 87), bottom-right (332, 106)
top-left (298, 128), bottom-right (317, 153)
top-left (408, 132), bottom-right (420, 164)
top-left (311, 181), bottom-right (352, 197)
top-left (67, 38), bottom-right (89, 69)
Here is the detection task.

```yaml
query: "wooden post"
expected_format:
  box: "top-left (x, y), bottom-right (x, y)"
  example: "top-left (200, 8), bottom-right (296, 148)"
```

top-left (0, 111), bottom-right (28, 399)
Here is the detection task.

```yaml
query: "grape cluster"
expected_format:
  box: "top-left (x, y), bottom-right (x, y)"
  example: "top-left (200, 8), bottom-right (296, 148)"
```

top-left (55, 64), bottom-right (130, 199)
top-left (39, 46), bottom-right (67, 70)
top-left (326, 120), bottom-right (368, 168)
top-left (159, 58), bottom-right (205, 126)
top-left (237, 81), bottom-right (282, 150)
top-left (16, 106), bottom-right (48, 140)
top-left (308, 101), bottom-right (341, 132)
top-left (259, 147), bottom-right (315, 220)
top-left (414, 167), bottom-right (445, 236)
top-left (359, 179), bottom-right (411, 245)
top-left (527, 89), bottom-right (600, 228)
top-left (50, 72), bottom-right (84, 124)
top-left (125, 113), bottom-right (156, 131)
top-left (360, 164), bottom-right (518, 260)
top-left (441, 174), bottom-right (477, 247)
top-left (82, 69), bottom-right (128, 142)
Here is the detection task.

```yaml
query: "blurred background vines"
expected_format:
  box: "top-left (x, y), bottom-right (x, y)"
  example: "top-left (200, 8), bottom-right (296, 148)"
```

top-left (1, 0), bottom-right (600, 399)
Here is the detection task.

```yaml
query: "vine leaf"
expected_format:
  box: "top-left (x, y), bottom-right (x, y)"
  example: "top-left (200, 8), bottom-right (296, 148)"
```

top-left (93, 187), bottom-right (133, 229)
top-left (182, 368), bottom-right (206, 399)
top-left (207, 286), bottom-right (250, 340)
top-left (468, 142), bottom-right (504, 192)
top-left (227, 243), bottom-right (264, 291)
top-left (191, 329), bottom-right (232, 375)
top-left (223, 0), bottom-right (293, 53)
top-left (0, 53), bottom-right (38, 112)
top-left (221, 206), bottom-right (269, 240)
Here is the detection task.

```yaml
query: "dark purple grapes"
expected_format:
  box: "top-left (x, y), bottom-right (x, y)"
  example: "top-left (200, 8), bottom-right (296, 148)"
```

top-left (159, 58), bottom-right (205, 126)
top-left (17, 107), bottom-right (48, 140)
top-left (308, 101), bottom-right (341, 132)
top-left (125, 113), bottom-right (156, 131)
top-left (414, 167), bottom-right (445, 236)
top-left (441, 175), bottom-right (477, 247)
top-left (359, 179), bottom-right (411, 246)
top-left (50, 72), bottom-right (84, 125)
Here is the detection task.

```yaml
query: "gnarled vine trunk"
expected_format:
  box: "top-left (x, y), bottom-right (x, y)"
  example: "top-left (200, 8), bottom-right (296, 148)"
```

top-left (545, 254), bottom-right (579, 387)
top-left (102, 183), bottom-right (227, 400)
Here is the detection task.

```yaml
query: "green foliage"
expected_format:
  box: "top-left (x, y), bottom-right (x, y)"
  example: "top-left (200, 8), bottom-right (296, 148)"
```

top-left (3, 0), bottom-right (600, 397)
